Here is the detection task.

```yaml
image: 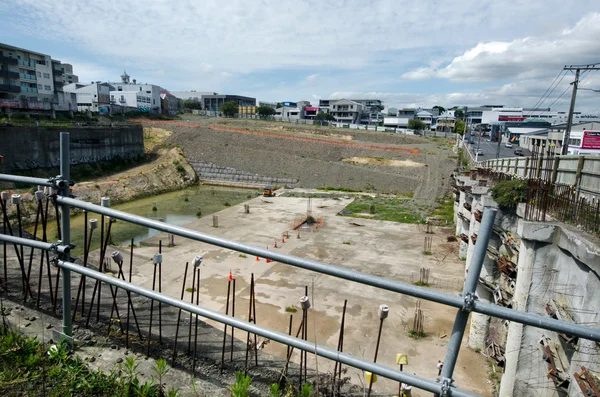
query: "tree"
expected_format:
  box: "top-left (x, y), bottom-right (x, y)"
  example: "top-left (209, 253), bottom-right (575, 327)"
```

top-left (276, 102), bottom-right (282, 109)
top-left (314, 112), bottom-right (336, 122)
top-left (182, 100), bottom-right (202, 110)
top-left (455, 119), bottom-right (466, 135)
top-left (408, 119), bottom-right (426, 132)
top-left (433, 105), bottom-right (446, 114)
top-left (256, 105), bottom-right (276, 119)
top-left (219, 101), bottom-right (238, 117)
top-left (454, 109), bottom-right (465, 119)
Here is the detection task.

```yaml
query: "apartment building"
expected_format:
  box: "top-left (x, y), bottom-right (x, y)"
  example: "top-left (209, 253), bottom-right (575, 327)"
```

top-left (0, 42), bottom-right (78, 112)
top-left (318, 98), bottom-right (385, 124)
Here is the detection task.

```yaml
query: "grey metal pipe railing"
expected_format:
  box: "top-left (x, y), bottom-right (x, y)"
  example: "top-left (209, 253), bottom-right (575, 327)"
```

top-left (59, 132), bottom-right (72, 338)
top-left (0, 234), bottom-right (69, 254)
top-left (55, 258), bottom-right (481, 397)
top-left (53, 195), bottom-right (600, 344)
top-left (0, 173), bottom-right (55, 187)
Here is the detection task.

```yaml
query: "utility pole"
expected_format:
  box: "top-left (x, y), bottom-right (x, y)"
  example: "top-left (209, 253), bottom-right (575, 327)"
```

top-left (562, 63), bottom-right (600, 155)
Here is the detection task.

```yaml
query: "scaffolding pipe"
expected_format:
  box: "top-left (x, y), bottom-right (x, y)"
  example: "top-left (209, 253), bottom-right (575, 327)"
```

top-left (48, 196), bottom-right (600, 343)
top-left (59, 132), bottom-right (72, 339)
top-left (0, 174), bottom-right (55, 188)
top-left (0, 234), bottom-right (69, 254)
top-left (55, 258), bottom-right (480, 397)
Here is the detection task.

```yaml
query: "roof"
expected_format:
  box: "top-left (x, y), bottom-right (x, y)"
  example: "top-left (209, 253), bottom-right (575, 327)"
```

top-left (417, 111), bottom-right (432, 117)
top-left (438, 113), bottom-right (456, 120)
top-left (507, 127), bottom-right (549, 135)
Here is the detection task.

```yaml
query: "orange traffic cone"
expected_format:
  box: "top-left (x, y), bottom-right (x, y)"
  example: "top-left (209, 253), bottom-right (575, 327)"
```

top-left (266, 258), bottom-right (272, 263)
top-left (228, 270), bottom-right (233, 281)
top-left (274, 241), bottom-right (278, 248)
top-left (256, 256), bottom-right (260, 261)
top-left (282, 237), bottom-right (285, 243)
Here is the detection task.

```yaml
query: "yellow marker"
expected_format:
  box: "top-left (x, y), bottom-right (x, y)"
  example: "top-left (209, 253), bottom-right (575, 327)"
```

top-left (396, 354), bottom-right (408, 365)
top-left (365, 372), bottom-right (377, 383)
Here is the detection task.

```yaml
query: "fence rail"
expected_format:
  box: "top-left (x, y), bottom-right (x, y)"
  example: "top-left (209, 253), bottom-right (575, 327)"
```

top-left (2, 132), bottom-right (600, 397)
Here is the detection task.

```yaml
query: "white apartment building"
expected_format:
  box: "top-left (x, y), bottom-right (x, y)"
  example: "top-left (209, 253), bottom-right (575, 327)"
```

top-left (329, 99), bottom-right (364, 124)
top-left (110, 90), bottom-right (152, 112)
top-left (64, 82), bottom-right (113, 113)
top-left (107, 72), bottom-right (163, 113)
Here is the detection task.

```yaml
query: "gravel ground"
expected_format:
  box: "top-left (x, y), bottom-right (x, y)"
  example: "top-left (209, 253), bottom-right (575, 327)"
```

top-left (154, 120), bottom-right (456, 207)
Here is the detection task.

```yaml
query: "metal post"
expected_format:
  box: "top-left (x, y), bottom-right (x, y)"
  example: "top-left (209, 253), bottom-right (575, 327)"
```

top-left (562, 68), bottom-right (580, 155)
top-left (440, 208), bottom-right (497, 387)
top-left (59, 131), bottom-right (72, 341)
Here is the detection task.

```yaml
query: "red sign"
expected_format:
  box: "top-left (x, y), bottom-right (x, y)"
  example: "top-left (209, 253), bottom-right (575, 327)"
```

top-left (582, 130), bottom-right (600, 149)
top-left (0, 99), bottom-right (20, 109)
top-left (498, 115), bottom-right (526, 122)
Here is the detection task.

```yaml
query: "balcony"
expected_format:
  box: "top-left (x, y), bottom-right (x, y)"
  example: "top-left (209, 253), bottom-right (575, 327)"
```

top-left (0, 70), bottom-right (19, 79)
top-left (0, 84), bottom-right (21, 93)
top-left (21, 87), bottom-right (38, 93)
top-left (19, 73), bottom-right (37, 81)
top-left (53, 68), bottom-right (64, 75)
top-left (18, 60), bottom-right (36, 69)
top-left (0, 56), bottom-right (18, 65)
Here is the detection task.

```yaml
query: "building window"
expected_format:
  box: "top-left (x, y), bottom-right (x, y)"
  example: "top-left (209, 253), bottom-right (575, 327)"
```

top-left (153, 99), bottom-right (155, 104)
top-left (43, 73), bottom-right (50, 79)
top-left (37, 84), bottom-right (42, 89)
top-left (37, 71), bottom-right (42, 77)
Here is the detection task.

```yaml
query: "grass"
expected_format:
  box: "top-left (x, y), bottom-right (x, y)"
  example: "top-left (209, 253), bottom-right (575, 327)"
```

top-left (414, 281), bottom-right (430, 287)
top-left (408, 330), bottom-right (427, 339)
top-left (239, 254), bottom-right (247, 258)
top-left (185, 287), bottom-right (196, 293)
top-left (0, 328), bottom-right (174, 396)
top-left (285, 305), bottom-right (298, 313)
top-left (340, 195), bottom-right (423, 224)
top-left (423, 251), bottom-right (433, 256)
top-left (317, 186), bottom-right (362, 193)
top-left (430, 195), bottom-right (455, 225)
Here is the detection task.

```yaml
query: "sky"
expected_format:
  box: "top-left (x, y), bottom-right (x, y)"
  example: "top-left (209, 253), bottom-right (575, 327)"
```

top-left (2, 0), bottom-right (600, 112)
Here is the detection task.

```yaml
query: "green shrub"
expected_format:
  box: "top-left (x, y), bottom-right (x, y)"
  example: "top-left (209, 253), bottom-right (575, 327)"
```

top-left (490, 179), bottom-right (527, 209)
top-left (228, 371), bottom-right (252, 397)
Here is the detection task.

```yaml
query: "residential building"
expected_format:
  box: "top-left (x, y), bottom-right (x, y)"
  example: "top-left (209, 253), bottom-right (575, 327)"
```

top-left (416, 110), bottom-right (433, 129)
top-left (64, 82), bottom-right (113, 113)
top-left (304, 106), bottom-right (320, 120)
top-left (107, 71), bottom-right (166, 113)
top-left (201, 94), bottom-right (256, 111)
top-left (329, 99), bottom-right (365, 124)
top-left (57, 63), bottom-right (78, 85)
top-left (109, 90), bottom-right (152, 113)
top-left (319, 98), bottom-right (385, 125)
top-left (0, 42), bottom-right (77, 112)
top-left (436, 113), bottom-right (456, 132)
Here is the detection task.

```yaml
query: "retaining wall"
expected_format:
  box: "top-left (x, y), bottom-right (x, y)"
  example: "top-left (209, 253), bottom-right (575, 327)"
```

top-left (0, 125), bottom-right (144, 172)
top-left (189, 161), bottom-right (298, 187)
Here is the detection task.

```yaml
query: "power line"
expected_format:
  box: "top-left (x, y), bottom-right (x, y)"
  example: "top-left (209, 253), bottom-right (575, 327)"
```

top-left (525, 69), bottom-right (567, 116)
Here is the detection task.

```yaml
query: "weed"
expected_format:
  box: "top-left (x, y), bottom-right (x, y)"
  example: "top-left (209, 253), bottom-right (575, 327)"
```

top-left (414, 281), bottom-right (430, 287)
top-left (269, 383), bottom-right (282, 397)
top-left (183, 196), bottom-right (189, 202)
top-left (318, 186), bottom-right (361, 193)
top-left (239, 254), bottom-right (247, 258)
top-left (423, 251), bottom-right (433, 255)
top-left (300, 383), bottom-right (313, 397)
top-left (342, 241), bottom-right (351, 245)
top-left (285, 305), bottom-right (298, 313)
top-left (186, 287), bottom-right (196, 293)
top-left (224, 201), bottom-right (231, 207)
top-left (340, 195), bottom-right (423, 224)
top-left (228, 371), bottom-right (252, 397)
top-left (408, 330), bottom-right (427, 339)
top-left (152, 358), bottom-right (170, 396)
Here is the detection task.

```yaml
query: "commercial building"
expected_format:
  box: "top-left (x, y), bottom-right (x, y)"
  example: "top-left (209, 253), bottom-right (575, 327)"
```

top-left (171, 91), bottom-right (214, 102)
top-left (160, 91), bottom-right (180, 115)
top-left (201, 94), bottom-right (256, 111)
top-left (519, 121), bottom-right (600, 155)
top-left (0, 42), bottom-right (78, 112)
top-left (109, 89), bottom-right (152, 113)
top-left (106, 71), bottom-right (167, 114)
top-left (64, 82), bottom-right (113, 113)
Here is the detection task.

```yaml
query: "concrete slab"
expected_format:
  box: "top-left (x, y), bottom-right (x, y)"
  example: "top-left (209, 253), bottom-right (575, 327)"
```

top-left (121, 190), bottom-right (492, 396)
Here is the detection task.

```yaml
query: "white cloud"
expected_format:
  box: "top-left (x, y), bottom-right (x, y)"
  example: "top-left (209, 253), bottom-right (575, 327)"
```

top-left (403, 12), bottom-right (600, 83)
top-left (305, 73), bottom-right (319, 85)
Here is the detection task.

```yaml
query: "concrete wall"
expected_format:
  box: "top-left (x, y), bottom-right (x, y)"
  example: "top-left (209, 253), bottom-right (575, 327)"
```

top-left (0, 126), bottom-right (144, 171)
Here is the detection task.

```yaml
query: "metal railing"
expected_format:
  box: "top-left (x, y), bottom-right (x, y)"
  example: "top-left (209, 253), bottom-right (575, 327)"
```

top-left (1, 132), bottom-right (600, 396)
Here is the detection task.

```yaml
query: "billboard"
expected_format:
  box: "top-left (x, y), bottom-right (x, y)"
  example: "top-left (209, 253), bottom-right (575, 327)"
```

top-left (582, 130), bottom-right (600, 149)
top-left (0, 99), bottom-right (20, 109)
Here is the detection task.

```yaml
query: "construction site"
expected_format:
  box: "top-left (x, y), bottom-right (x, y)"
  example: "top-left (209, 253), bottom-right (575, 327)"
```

top-left (1, 120), bottom-right (599, 397)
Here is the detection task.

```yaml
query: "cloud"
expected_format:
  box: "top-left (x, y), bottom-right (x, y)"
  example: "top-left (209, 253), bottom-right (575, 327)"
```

top-left (305, 73), bottom-right (319, 85)
top-left (403, 12), bottom-right (600, 82)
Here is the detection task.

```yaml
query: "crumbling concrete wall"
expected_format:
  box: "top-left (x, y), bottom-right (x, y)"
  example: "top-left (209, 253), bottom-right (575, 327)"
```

top-left (500, 223), bottom-right (600, 397)
top-left (0, 126), bottom-right (144, 172)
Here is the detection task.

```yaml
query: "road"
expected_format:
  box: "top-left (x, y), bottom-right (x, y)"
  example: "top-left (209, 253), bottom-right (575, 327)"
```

top-left (464, 135), bottom-right (531, 160)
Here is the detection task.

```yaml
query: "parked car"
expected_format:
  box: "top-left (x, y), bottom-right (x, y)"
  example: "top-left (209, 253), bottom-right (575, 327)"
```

top-left (514, 148), bottom-right (524, 156)
top-left (474, 148), bottom-right (484, 155)
top-left (505, 142), bottom-right (513, 148)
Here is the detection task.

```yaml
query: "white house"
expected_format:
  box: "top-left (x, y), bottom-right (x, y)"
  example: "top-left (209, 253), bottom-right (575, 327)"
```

top-left (329, 99), bottom-right (364, 124)
top-left (106, 71), bottom-right (164, 113)
top-left (109, 90), bottom-right (152, 113)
